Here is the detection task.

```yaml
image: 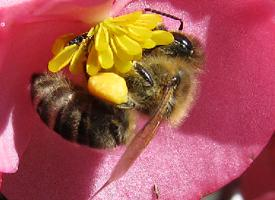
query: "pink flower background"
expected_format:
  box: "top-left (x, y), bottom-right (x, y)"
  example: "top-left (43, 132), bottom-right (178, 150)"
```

top-left (240, 134), bottom-right (275, 200)
top-left (0, 0), bottom-right (275, 199)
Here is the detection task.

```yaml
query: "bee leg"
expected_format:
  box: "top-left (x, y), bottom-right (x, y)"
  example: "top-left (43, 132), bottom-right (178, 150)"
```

top-left (134, 62), bottom-right (154, 86)
top-left (116, 99), bottom-right (135, 110)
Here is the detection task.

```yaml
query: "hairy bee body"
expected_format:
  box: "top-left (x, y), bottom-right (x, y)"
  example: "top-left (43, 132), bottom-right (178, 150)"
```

top-left (124, 32), bottom-right (203, 126)
top-left (31, 73), bottom-right (133, 148)
top-left (31, 29), bottom-right (203, 149)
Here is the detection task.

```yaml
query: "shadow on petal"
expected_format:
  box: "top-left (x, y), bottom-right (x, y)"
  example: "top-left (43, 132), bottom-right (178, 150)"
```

top-left (1, 20), bottom-right (106, 199)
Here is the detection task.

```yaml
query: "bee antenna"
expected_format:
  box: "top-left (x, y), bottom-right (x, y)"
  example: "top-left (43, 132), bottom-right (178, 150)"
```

top-left (144, 8), bottom-right (183, 31)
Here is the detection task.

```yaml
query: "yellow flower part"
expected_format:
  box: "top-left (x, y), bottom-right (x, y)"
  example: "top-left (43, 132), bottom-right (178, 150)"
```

top-left (94, 10), bottom-right (174, 73)
top-left (69, 41), bottom-right (87, 74)
top-left (48, 10), bottom-right (174, 75)
top-left (51, 33), bottom-right (76, 55)
top-left (48, 33), bottom-right (91, 74)
top-left (86, 45), bottom-right (101, 76)
top-left (48, 44), bottom-right (79, 72)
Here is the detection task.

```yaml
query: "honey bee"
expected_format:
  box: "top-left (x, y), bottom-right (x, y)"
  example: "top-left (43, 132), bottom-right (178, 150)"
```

top-left (30, 9), bottom-right (204, 196)
top-left (31, 29), bottom-right (202, 147)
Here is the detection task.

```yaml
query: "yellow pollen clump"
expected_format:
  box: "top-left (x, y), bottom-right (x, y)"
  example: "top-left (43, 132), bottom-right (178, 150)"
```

top-left (88, 73), bottom-right (128, 104)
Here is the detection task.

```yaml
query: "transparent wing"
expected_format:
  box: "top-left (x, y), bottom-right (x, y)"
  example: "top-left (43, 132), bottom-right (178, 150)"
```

top-left (90, 86), bottom-right (173, 199)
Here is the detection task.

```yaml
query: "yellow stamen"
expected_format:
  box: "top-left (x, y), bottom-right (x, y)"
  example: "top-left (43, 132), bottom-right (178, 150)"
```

top-left (127, 25), bottom-right (152, 42)
top-left (95, 24), bottom-right (109, 51)
top-left (69, 41), bottom-right (87, 74)
top-left (151, 30), bottom-right (174, 45)
top-left (134, 14), bottom-right (162, 29)
top-left (87, 45), bottom-right (100, 76)
top-left (48, 44), bottom-right (78, 72)
top-left (98, 45), bottom-right (114, 69)
top-left (114, 35), bottom-right (142, 56)
top-left (51, 33), bottom-right (75, 55)
top-left (104, 22), bottom-right (128, 35)
top-left (110, 37), bottom-right (133, 61)
top-left (141, 38), bottom-right (156, 49)
top-left (111, 11), bottom-right (142, 25)
top-left (114, 56), bottom-right (132, 73)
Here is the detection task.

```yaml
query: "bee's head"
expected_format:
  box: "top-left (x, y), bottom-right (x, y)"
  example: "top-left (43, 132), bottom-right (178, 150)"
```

top-left (171, 32), bottom-right (194, 57)
top-left (157, 32), bottom-right (195, 58)
top-left (150, 32), bottom-right (204, 71)
top-left (142, 32), bottom-right (195, 60)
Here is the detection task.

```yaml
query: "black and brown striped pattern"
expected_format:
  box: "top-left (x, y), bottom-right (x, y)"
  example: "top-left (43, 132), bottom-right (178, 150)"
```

top-left (31, 73), bottom-right (132, 149)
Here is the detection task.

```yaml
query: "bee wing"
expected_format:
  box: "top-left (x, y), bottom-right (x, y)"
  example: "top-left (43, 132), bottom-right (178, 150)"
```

top-left (91, 86), bottom-right (173, 199)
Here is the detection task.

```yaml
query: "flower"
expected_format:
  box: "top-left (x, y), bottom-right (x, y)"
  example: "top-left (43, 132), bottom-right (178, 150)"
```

top-left (0, 0), bottom-right (275, 199)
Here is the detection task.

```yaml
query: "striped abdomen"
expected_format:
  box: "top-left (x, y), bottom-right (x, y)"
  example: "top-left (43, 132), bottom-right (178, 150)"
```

top-left (31, 73), bottom-right (131, 149)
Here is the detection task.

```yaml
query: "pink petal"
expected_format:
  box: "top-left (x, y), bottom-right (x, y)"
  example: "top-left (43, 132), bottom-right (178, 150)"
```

top-left (253, 192), bottom-right (275, 200)
top-left (240, 134), bottom-right (275, 199)
top-left (0, 112), bottom-right (20, 173)
top-left (0, 173), bottom-right (2, 189)
top-left (0, 0), bottom-right (113, 173)
top-left (1, 0), bottom-right (275, 200)
top-left (111, 0), bottom-right (132, 15)
top-left (0, 0), bottom-right (113, 25)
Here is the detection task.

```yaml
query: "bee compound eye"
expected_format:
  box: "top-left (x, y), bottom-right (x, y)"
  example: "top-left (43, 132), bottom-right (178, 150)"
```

top-left (173, 33), bottom-right (194, 56)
